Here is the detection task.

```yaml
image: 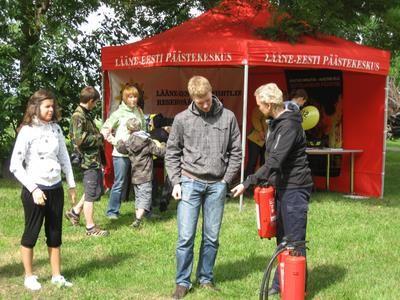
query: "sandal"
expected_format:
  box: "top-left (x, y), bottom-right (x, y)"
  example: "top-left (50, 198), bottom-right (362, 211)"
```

top-left (86, 225), bottom-right (109, 237)
top-left (131, 218), bottom-right (142, 228)
top-left (65, 208), bottom-right (80, 226)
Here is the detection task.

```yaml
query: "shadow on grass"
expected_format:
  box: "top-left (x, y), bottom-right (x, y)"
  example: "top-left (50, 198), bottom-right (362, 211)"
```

top-left (215, 255), bottom-right (268, 283)
top-left (307, 264), bottom-right (346, 298)
top-left (63, 252), bottom-right (130, 279)
top-left (0, 258), bottom-right (48, 278)
top-left (105, 209), bottom-right (176, 230)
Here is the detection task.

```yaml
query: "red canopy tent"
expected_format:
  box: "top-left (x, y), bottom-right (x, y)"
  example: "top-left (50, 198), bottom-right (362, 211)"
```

top-left (101, 0), bottom-right (391, 199)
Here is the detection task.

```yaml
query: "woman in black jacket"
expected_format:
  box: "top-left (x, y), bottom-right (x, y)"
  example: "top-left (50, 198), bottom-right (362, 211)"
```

top-left (231, 83), bottom-right (313, 297)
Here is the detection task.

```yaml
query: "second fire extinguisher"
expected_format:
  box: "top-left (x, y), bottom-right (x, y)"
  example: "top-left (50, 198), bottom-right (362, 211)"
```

top-left (259, 237), bottom-right (307, 300)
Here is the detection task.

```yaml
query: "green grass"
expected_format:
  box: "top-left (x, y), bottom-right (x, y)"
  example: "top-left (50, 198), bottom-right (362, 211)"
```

top-left (1, 143), bottom-right (400, 299)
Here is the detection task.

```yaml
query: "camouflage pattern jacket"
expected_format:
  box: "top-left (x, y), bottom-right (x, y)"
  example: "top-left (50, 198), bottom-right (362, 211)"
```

top-left (69, 105), bottom-right (103, 170)
top-left (116, 131), bottom-right (165, 185)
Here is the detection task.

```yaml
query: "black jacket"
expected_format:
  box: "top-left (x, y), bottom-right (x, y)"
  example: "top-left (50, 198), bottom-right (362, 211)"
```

top-left (243, 110), bottom-right (313, 189)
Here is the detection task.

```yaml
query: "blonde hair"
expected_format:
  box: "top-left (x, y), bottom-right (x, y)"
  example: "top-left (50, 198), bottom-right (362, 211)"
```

top-left (122, 85), bottom-right (139, 101)
top-left (254, 83), bottom-right (283, 105)
top-left (187, 76), bottom-right (212, 98)
top-left (126, 117), bottom-right (141, 132)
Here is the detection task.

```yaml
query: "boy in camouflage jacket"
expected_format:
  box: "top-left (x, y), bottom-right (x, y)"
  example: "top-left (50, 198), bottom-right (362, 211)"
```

top-left (66, 86), bottom-right (109, 237)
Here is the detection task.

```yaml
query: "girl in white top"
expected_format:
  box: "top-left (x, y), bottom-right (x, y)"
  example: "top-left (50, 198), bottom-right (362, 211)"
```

top-left (10, 89), bottom-right (76, 291)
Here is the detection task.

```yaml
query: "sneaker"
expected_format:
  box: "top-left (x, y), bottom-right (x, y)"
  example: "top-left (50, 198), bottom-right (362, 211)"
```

top-left (24, 275), bottom-right (41, 291)
top-left (145, 212), bottom-right (161, 219)
top-left (65, 208), bottom-right (80, 226)
top-left (107, 214), bottom-right (119, 220)
top-left (51, 275), bottom-right (73, 288)
top-left (172, 284), bottom-right (189, 299)
top-left (199, 282), bottom-right (220, 292)
top-left (131, 218), bottom-right (142, 228)
top-left (86, 225), bottom-right (109, 237)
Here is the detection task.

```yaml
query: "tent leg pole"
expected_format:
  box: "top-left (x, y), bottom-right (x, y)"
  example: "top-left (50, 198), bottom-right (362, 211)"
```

top-left (101, 71), bottom-right (105, 121)
top-left (381, 76), bottom-right (389, 199)
top-left (240, 62), bottom-right (249, 211)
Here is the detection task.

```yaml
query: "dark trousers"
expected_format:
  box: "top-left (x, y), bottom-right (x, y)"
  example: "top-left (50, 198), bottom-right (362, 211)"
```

top-left (21, 186), bottom-right (64, 248)
top-left (151, 174), bottom-right (173, 212)
top-left (244, 140), bottom-right (265, 178)
top-left (272, 186), bottom-right (312, 290)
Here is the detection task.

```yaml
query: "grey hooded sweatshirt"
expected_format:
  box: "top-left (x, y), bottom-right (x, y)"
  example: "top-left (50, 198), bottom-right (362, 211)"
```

top-left (165, 96), bottom-right (242, 186)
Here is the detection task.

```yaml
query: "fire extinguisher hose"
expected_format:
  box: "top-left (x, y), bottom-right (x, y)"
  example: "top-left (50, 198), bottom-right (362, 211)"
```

top-left (259, 246), bottom-right (287, 300)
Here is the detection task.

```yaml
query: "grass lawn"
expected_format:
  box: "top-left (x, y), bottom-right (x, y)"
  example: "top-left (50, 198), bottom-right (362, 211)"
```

top-left (1, 142), bottom-right (400, 299)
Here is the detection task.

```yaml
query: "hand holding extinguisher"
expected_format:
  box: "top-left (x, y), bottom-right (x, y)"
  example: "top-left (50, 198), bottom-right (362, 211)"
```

top-left (260, 236), bottom-right (308, 300)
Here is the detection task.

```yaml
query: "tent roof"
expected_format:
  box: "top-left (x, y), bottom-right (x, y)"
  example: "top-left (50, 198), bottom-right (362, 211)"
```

top-left (101, 0), bottom-right (390, 75)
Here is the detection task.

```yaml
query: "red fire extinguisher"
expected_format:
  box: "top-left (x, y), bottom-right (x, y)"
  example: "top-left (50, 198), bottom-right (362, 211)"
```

top-left (278, 250), bottom-right (306, 300)
top-left (259, 239), bottom-right (307, 300)
top-left (254, 185), bottom-right (276, 239)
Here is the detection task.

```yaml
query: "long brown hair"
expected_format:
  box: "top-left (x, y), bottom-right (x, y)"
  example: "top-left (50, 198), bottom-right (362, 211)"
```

top-left (18, 89), bottom-right (61, 131)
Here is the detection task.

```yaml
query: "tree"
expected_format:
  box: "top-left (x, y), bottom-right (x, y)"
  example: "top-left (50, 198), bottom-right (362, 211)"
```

top-left (0, 0), bottom-right (216, 161)
top-left (257, 0), bottom-right (400, 47)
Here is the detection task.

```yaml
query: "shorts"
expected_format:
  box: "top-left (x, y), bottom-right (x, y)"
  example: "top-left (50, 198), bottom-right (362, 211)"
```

top-left (83, 168), bottom-right (104, 202)
top-left (134, 181), bottom-right (152, 211)
top-left (21, 186), bottom-right (64, 248)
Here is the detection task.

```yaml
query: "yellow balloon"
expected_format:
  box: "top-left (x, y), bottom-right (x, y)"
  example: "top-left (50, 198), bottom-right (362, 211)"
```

top-left (301, 106), bottom-right (320, 130)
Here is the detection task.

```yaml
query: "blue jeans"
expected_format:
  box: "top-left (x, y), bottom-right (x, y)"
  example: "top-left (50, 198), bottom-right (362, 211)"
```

top-left (106, 156), bottom-right (130, 217)
top-left (176, 176), bottom-right (227, 288)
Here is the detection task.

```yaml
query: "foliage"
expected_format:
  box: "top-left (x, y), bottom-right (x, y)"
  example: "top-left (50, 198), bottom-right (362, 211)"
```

top-left (260, 0), bottom-right (400, 47)
top-left (0, 0), bottom-right (218, 160)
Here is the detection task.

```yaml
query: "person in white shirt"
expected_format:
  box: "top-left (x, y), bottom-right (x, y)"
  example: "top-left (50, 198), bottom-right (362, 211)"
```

top-left (10, 89), bottom-right (76, 291)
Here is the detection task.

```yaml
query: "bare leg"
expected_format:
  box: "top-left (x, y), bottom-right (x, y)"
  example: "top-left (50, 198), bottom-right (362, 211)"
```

top-left (21, 246), bottom-right (33, 276)
top-left (136, 208), bottom-right (145, 220)
top-left (48, 247), bottom-right (61, 276)
top-left (83, 201), bottom-right (94, 228)
top-left (72, 194), bottom-right (85, 215)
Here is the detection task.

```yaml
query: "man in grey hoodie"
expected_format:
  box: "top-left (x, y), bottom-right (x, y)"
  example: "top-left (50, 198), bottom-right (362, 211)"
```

top-left (166, 76), bottom-right (241, 299)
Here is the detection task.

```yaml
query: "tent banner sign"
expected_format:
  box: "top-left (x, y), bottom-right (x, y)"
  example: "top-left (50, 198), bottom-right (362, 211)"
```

top-left (114, 52), bottom-right (234, 68)
top-left (107, 67), bottom-right (243, 122)
top-left (264, 52), bottom-right (381, 73)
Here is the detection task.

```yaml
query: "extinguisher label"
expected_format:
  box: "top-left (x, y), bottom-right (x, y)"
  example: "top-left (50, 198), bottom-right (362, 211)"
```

top-left (255, 204), bottom-right (261, 230)
top-left (269, 199), bottom-right (276, 222)
top-left (280, 262), bottom-right (285, 291)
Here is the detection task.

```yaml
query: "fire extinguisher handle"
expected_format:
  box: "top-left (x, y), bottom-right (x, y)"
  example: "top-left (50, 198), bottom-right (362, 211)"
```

top-left (259, 181), bottom-right (269, 188)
